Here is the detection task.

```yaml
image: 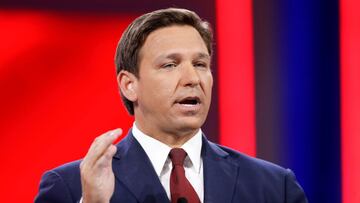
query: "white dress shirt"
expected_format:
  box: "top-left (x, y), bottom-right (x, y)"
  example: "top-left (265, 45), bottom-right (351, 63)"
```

top-left (132, 123), bottom-right (204, 202)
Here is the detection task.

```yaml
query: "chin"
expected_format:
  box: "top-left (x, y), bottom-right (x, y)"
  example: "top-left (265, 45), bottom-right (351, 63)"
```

top-left (174, 117), bottom-right (205, 132)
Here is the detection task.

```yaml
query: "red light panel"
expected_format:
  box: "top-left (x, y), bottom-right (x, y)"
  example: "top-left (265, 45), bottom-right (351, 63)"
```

top-left (216, 0), bottom-right (256, 156)
top-left (340, 0), bottom-right (360, 202)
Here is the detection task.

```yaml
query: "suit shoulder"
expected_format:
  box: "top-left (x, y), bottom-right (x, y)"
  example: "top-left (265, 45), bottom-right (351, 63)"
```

top-left (207, 142), bottom-right (308, 201)
top-left (42, 159), bottom-right (82, 187)
top-left (50, 159), bottom-right (82, 178)
top-left (35, 160), bottom-right (82, 203)
top-left (210, 142), bottom-right (289, 175)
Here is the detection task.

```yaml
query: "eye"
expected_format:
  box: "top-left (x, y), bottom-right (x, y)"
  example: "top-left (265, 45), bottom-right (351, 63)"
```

top-left (162, 62), bottom-right (177, 69)
top-left (194, 61), bottom-right (208, 69)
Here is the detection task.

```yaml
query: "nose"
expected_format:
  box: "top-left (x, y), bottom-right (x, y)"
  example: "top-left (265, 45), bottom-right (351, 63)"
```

top-left (180, 62), bottom-right (201, 87)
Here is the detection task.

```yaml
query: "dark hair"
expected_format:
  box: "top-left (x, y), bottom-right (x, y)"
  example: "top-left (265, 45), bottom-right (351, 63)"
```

top-left (115, 8), bottom-right (213, 115)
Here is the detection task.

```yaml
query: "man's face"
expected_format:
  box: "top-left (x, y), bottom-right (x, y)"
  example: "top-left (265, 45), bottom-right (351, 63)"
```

top-left (132, 25), bottom-right (213, 136)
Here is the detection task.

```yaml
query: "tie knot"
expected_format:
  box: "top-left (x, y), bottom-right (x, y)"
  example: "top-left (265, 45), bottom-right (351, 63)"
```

top-left (169, 148), bottom-right (187, 166)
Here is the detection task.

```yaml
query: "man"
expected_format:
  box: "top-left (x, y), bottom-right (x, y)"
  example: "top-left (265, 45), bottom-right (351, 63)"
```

top-left (35, 8), bottom-right (307, 203)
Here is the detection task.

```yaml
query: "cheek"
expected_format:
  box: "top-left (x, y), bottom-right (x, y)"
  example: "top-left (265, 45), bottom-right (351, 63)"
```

top-left (155, 73), bottom-right (179, 88)
top-left (201, 74), bottom-right (213, 94)
top-left (142, 78), bottom-right (175, 102)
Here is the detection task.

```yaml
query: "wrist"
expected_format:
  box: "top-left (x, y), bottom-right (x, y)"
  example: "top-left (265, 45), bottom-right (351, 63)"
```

top-left (82, 196), bottom-right (109, 203)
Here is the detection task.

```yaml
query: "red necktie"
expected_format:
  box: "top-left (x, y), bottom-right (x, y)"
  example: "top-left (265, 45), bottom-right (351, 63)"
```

top-left (169, 148), bottom-right (200, 203)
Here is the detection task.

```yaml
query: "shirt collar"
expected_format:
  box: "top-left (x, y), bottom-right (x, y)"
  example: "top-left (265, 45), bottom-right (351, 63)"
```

top-left (181, 129), bottom-right (202, 174)
top-left (132, 122), bottom-right (203, 176)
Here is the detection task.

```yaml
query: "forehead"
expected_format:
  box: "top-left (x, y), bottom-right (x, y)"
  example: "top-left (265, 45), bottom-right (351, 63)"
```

top-left (139, 25), bottom-right (209, 60)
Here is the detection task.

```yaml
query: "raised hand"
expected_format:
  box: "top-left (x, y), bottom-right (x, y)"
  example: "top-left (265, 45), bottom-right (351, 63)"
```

top-left (80, 129), bottom-right (122, 203)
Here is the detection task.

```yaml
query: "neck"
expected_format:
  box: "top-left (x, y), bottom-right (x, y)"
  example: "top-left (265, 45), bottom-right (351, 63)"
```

top-left (134, 121), bottom-right (199, 148)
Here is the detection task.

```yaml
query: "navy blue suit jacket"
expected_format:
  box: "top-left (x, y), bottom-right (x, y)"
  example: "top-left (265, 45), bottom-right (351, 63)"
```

top-left (35, 131), bottom-right (308, 203)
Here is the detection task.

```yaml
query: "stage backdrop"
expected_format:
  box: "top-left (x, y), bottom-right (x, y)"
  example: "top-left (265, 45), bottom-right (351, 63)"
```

top-left (0, 0), bottom-right (359, 202)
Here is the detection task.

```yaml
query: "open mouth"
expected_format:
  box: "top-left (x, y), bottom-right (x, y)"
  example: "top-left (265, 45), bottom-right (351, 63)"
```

top-left (177, 97), bottom-right (201, 105)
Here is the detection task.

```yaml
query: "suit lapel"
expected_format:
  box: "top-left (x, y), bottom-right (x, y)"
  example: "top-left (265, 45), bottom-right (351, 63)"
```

top-left (112, 131), bottom-right (169, 203)
top-left (111, 131), bottom-right (238, 203)
top-left (202, 136), bottom-right (239, 203)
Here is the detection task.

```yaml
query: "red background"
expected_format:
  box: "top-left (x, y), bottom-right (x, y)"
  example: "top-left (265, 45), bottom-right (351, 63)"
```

top-left (0, 11), bottom-right (135, 201)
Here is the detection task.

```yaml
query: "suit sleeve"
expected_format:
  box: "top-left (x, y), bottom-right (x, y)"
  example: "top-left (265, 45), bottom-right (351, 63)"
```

top-left (34, 170), bottom-right (79, 203)
top-left (285, 169), bottom-right (308, 203)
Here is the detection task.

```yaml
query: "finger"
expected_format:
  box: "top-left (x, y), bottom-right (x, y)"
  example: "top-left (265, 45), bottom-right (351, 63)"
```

top-left (94, 144), bottom-right (117, 168)
top-left (87, 128), bottom-right (121, 161)
top-left (83, 128), bottom-right (122, 166)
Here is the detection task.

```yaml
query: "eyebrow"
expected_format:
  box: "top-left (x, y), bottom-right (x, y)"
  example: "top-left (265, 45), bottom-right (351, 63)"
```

top-left (195, 52), bottom-right (211, 60)
top-left (155, 52), bottom-right (211, 62)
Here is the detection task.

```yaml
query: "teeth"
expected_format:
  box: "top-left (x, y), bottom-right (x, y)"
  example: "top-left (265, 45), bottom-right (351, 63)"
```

top-left (182, 104), bottom-right (196, 106)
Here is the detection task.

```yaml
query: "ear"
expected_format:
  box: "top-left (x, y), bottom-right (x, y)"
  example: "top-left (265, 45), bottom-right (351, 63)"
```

top-left (117, 70), bottom-right (138, 102)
